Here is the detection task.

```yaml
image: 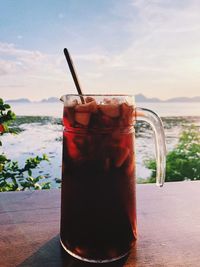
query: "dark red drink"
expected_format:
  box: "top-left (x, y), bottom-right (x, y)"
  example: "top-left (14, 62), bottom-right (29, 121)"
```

top-left (60, 95), bottom-right (137, 262)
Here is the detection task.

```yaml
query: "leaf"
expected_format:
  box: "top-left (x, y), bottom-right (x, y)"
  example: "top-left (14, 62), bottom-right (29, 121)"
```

top-left (3, 104), bottom-right (10, 109)
top-left (41, 182), bottom-right (51, 190)
top-left (34, 183), bottom-right (41, 190)
top-left (42, 154), bottom-right (49, 161)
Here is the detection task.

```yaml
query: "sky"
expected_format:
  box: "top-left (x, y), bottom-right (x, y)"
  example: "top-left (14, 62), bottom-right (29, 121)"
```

top-left (0, 0), bottom-right (200, 101)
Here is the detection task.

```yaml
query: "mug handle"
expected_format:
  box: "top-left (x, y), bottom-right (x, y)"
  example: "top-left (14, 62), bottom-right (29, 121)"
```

top-left (135, 108), bottom-right (167, 187)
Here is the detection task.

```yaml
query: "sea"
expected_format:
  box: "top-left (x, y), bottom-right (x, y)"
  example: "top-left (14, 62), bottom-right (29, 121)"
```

top-left (1, 102), bottom-right (200, 188)
top-left (8, 101), bottom-right (200, 117)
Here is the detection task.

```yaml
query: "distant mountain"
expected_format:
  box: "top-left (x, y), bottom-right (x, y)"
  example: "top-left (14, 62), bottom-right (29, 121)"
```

top-left (5, 95), bottom-right (200, 103)
top-left (6, 98), bottom-right (31, 103)
top-left (135, 94), bottom-right (161, 102)
top-left (41, 97), bottom-right (59, 103)
top-left (135, 94), bottom-right (200, 102)
top-left (165, 96), bottom-right (200, 103)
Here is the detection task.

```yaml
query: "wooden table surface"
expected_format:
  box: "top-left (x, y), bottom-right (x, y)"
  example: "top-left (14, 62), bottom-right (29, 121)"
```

top-left (1, 181), bottom-right (200, 267)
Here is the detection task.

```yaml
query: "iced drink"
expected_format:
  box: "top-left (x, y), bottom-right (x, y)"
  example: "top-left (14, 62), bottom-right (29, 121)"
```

top-left (60, 95), bottom-right (137, 262)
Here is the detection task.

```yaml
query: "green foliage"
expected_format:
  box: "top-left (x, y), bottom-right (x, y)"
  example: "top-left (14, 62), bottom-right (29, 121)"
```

top-left (0, 98), bottom-right (16, 135)
top-left (145, 125), bottom-right (200, 183)
top-left (0, 98), bottom-right (51, 191)
top-left (0, 155), bottom-right (50, 192)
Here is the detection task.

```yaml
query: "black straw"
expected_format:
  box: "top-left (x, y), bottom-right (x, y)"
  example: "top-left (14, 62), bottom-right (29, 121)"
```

top-left (63, 48), bottom-right (84, 103)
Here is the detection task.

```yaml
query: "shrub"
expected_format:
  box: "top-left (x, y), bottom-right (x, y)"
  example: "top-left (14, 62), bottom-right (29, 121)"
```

top-left (0, 98), bottom-right (51, 191)
top-left (145, 125), bottom-right (200, 183)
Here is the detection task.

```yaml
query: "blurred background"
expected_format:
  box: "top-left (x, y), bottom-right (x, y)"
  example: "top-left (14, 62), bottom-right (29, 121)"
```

top-left (0, 0), bottom-right (200, 190)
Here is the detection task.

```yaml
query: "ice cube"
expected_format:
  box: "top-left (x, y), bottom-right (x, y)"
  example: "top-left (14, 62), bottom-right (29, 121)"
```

top-left (66, 135), bottom-right (82, 159)
top-left (64, 98), bottom-right (78, 107)
top-left (85, 96), bottom-right (95, 103)
top-left (63, 99), bottom-right (79, 126)
top-left (75, 112), bottom-right (91, 126)
top-left (110, 97), bottom-right (119, 105)
top-left (103, 97), bottom-right (120, 105)
top-left (75, 100), bottom-right (97, 113)
top-left (99, 104), bottom-right (120, 118)
top-left (71, 99), bottom-right (78, 106)
top-left (103, 98), bottom-right (111, 104)
top-left (88, 100), bottom-right (98, 112)
top-left (74, 100), bottom-right (98, 126)
top-left (63, 106), bottom-right (75, 126)
top-left (120, 103), bottom-right (134, 125)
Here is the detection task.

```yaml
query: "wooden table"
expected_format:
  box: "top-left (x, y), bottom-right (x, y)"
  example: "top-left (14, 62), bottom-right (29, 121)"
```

top-left (1, 182), bottom-right (200, 267)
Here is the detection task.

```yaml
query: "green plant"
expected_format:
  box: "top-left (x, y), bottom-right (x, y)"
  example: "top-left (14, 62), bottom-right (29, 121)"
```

top-left (0, 98), bottom-right (51, 191)
top-left (0, 155), bottom-right (50, 191)
top-left (145, 125), bottom-right (200, 183)
top-left (0, 98), bottom-right (16, 141)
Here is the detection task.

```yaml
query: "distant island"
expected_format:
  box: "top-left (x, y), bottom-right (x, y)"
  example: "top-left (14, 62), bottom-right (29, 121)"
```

top-left (6, 98), bottom-right (31, 103)
top-left (41, 97), bottom-right (60, 103)
top-left (6, 97), bottom-right (59, 103)
top-left (135, 94), bottom-right (161, 102)
top-left (135, 94), bottom-right (200, 103)
top-left (5, 94), bottom-right (200, 103)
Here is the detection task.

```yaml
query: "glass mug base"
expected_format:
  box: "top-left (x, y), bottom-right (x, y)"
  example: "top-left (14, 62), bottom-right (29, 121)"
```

top-left (60, 238), bottom-right (131, 263)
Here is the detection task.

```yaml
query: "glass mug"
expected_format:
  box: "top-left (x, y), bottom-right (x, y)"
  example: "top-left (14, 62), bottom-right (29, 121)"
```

top-left (60, 94), bottom-right (166, 263)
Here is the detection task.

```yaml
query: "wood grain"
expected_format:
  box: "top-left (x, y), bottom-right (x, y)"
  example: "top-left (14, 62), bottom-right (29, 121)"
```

top-left (1, 182), bottom-right (200, 267)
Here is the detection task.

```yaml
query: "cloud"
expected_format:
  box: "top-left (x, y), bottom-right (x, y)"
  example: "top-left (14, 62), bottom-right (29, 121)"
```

top-left (0, 42), bottom-right (45, 66)
top-left (1, 0), bottom-right (200, 99)
top-left (71, 0), bottom-right (200, 97)
top-left (85, 72), bottom-right (103, 79)
top-left (131, 0), bottom-right (200, 33)
top-left (71, 0), bottom-right (200, 73)
top-left (0, 42), bottom-right (66, 78)
top-left (0, 59), bottom-right (24, 76)
top-left (75, 54), bottom-right (110, 65)
top-left (120, 2), bottom-right (200, 70)
top-left (0, 42), bottom-right (73, 100)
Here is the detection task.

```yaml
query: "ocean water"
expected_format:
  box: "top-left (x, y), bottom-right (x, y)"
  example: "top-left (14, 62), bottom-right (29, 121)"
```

top-left (9, 101), bottom-right (200, 117)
